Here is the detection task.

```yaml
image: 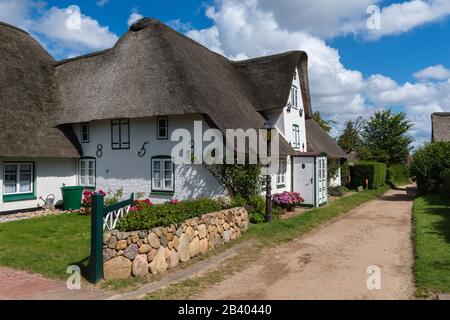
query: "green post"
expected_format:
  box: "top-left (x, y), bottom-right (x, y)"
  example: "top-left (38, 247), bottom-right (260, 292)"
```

top-left (90, 193), bottom-right (104, 283)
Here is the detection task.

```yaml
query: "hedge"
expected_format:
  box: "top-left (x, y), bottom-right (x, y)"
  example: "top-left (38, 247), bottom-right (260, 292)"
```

top-left (443, 169), bottom-right (450, 197)
top-left (350, 161), bottom-right (387, 189)
top-left (411, 142), bottom-right (450, 194)
top-left (387, 164), bottom-right (410, 187)
top-left (118, 198), bottom-right (223, 231)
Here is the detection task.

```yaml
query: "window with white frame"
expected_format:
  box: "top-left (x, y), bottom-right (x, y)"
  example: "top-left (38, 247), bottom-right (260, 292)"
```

top-left (292, 124), bottom-right (301, 149)
top-left (291, 86), bottom-right (298, 108)
top-left (157, 117), bottom-right (168, 139)
top-left (79, 158), bottom-right (96, 187)
top-left (111, 119), bottom-right (130, 149)
top-left (152, 157), bottom-right (174, 192)
top-left (277, 159), bottom-right (287, 186)
top-left (3, 163), bottom-right (33, 195)
top-left (80, 123), bottom-right (89, 143)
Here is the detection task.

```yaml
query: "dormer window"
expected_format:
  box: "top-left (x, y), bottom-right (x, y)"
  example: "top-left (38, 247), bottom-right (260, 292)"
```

top-left (291, 86), bottom-right (298, 109)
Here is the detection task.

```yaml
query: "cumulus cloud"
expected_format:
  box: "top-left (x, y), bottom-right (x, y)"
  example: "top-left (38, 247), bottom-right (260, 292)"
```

top-left (413, 64), bottom-right (450, 81)
top-left (0, 0), bottom-right (118, 58)
top-left (128, 9), bottom-right (144, 27)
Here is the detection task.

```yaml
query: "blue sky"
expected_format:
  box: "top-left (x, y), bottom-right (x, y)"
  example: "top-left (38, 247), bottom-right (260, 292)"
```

top-left (1, 0), bottom-right (450, 147)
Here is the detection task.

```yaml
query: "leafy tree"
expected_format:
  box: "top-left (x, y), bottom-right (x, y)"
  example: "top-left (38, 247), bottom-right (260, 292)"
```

top-left (337, 117), bottom-right (364, 154)
top-left (312, 111), bottom-right (336, 133)
top-left (361, 108), bottom-right (413, 164)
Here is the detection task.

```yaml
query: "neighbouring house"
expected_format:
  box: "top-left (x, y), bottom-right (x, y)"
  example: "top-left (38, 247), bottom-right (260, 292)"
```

top-left (431, 112), bottom-right (450, 142)
top-left (0, 18), bottom-right (346, 213)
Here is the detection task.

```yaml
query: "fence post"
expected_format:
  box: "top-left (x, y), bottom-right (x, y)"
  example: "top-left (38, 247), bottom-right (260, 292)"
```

top-left (91, 193), bottom-right (105, 283)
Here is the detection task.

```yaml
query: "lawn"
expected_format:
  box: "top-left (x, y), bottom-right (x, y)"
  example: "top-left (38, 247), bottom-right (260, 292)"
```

top-left (0, 213), bottom-right (91, 280)
top-left (413, 195), bottom-right (450, 296)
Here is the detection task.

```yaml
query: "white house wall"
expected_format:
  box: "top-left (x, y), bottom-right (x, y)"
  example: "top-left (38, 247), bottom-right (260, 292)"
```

top-left (74, 115), bottom-right (228, 203)
top-left (329, 166), bottom-right (342, 188)
top-left (0, 158), bottom-right (77, 212)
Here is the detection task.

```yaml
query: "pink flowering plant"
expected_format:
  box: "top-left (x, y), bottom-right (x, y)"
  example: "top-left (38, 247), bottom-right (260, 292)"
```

top-left (129, 198), bottom-right (153, 212)
top-left (272, 192), bottom-right (305, 211)
top-left (82, 190), bottom-right (106, 209)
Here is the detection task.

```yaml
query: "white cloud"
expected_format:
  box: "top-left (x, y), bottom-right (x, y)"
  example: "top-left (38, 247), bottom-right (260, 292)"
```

top-left (0, 0), bottom-right (118, 58)
top-left (128, 10), bottom-right (144, 27)
top-left (413, 64), bottom-right (450, 81)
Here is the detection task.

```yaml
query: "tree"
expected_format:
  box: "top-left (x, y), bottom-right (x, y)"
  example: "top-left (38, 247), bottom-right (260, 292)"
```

top-left (361, 108), bottom-right (413, 164)
top-left (337, 116), bottom-right (364, 154)
top-left (312, 111), bottom-right (336, 133)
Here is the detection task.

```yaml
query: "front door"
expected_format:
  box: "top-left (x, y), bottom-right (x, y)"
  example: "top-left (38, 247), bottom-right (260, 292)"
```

top-left (316, 156), bottom-right (328, 206)
top-left (292, 157), bottom-right (315, 206)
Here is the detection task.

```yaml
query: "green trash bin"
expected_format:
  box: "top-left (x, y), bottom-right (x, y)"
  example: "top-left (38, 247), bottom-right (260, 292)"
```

top-left (61, 186), bottom-right (84, 210)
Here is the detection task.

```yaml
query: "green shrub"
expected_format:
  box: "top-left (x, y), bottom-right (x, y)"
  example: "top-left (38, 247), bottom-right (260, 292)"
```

top-left (411, 142), bottom-right (450, 194)
top-left (249, 211), bottom-right (265, 224)
top-left (246, 195), bottom-right (266, 224)
top-left (387, 164), bottom-right (410, 187)
top-left (231, 195), bottom-right (247, 208)
top-left (341, 161), bottom-right (350, 187)
top-left (443, 169), bottom-right (450, 197)
top-left (350, 161), bottom-right (387, 189)
top-left (328, 186), bottom-right (344, 197)
top-left (118, 198), bottom-right (223, 231)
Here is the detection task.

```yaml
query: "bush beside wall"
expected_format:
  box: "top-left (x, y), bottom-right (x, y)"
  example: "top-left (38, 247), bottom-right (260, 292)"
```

top-left (443, 169), bottom-right (450, 197)
top-left (387, 164), bottom-right (410, 187)
top-left (350, 162), bottom-right (387, 189)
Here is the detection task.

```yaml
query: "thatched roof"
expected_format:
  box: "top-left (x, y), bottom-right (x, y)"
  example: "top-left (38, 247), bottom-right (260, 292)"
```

top-left (305, 119), bottom-right (347, 159)
top-left (54, 18), bottom-right (306, 156)
top-left (0, 22), bottom-right (80, 158)
top-left (432, 113), bottom-right (450, 142)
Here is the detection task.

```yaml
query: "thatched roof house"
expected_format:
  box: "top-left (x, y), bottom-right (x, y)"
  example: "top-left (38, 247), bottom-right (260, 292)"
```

top-left (431, 112), bottom-right (450, 142)
top-left (305, 119), bottom-right (347, 159)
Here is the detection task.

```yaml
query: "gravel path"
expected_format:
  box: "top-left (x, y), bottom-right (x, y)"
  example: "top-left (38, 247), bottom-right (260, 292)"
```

top-left (194, 187), bottom-right (415, 300)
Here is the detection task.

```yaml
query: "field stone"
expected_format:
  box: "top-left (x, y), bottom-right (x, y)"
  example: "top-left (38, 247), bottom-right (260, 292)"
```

top-left (152, 228), bottom-right (163, 237)
top-left (138, 231), bottom-right (147, 239)
top-left (164, 231), bottom-right (175, 241)
top-left (103, 248), bottom-right (116, 262)
top-left (149, 247), bottom-right (168, 275)
top-left (138, 244), bottom-right (152, 254)
top-left (131, 234), bottom-right (139, 243)
top-left (189, 236), bottom-right (200, 258)
top-left (160, 235), bottom-right (168, 247)
top-left (186, 226), bottom-right (195, 241)
top-left (176, 227), bottom-right (183, 237)
top-left (147, 232), bottom-right (161, 249)
top-left (172, 236), bottom-right (180, 251)
top-left (167, 249), bottom-right (179, 269)
top-left (103, 232), bottom-right (112, 244)
top-left (104, 256), bottom-right (131, 280)
top-left (123, 243), bottom-right (139, 260)
top-left (197, 224), bottom-right (207, 239)
top-left (199, 238), bottom-right (208, 254)
top-left (107, 236), bottom-right (117, 249)
top-left (177, 233), bottom-right (190, 262)
top-left (132, 254), bottom-right (149, 277)
top-left (222, 230), bottom-right (231, 243)
top-left (116, 240), bottom-right (128, 251)
top-left (147, 248), bottom-right (158, 263)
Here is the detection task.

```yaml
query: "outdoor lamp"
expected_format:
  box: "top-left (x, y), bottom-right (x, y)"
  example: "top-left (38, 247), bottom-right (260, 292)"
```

top-left (261, 120), bottom-right (275, 222)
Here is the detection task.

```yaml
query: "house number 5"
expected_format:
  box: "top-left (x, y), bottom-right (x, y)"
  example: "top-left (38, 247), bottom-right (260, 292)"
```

top-left (138, 142), bottom-right (149, 157)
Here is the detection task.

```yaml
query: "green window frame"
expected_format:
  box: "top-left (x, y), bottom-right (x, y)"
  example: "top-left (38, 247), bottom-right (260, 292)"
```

top-left (157, 116), bottom-right (168, 140)
top-left (111, 119), bottom-right (130, 150)
top-left (292, 124), bottom-right (301, 149)
top-left (80, 123), bottom-right (89, 143)
top-left (2, 162), bottom-right (36, 202)
top-left (79, 158), bottom-right (96, 188)
top-left (151, 156), bottom-right (174, 194)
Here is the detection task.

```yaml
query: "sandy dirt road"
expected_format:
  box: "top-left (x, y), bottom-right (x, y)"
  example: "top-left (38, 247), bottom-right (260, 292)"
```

top-left (195, 187), bottom-right (415, 300)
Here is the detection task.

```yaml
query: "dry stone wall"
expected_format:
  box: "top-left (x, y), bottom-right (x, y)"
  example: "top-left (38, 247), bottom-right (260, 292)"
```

top-left (103, 207), bottom-right (249, 280)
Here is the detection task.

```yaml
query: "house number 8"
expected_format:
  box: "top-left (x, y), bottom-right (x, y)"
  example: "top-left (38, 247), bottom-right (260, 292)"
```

top-left (96, 144), bottom-right (103, 158)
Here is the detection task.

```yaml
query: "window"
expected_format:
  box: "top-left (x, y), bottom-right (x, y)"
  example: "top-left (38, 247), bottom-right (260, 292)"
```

top-left (152, 157), bottom-right (174, 192)
top-left (79, 158), bottom-right (96, 187)
top-left (291, 86), bottom-right (298, 108)
top-left (111, 119), bottom-right (130, 149)
top-left (80, 123), bottom-right (89, 143)
top-left (277, 159), bottom-right (287, 186)
top-left (157, 117), bottom-right (168, 139)
top-left (292, 125), bottom-right (301, 149)
top-left (3, 163), bottom-right (33, 195)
